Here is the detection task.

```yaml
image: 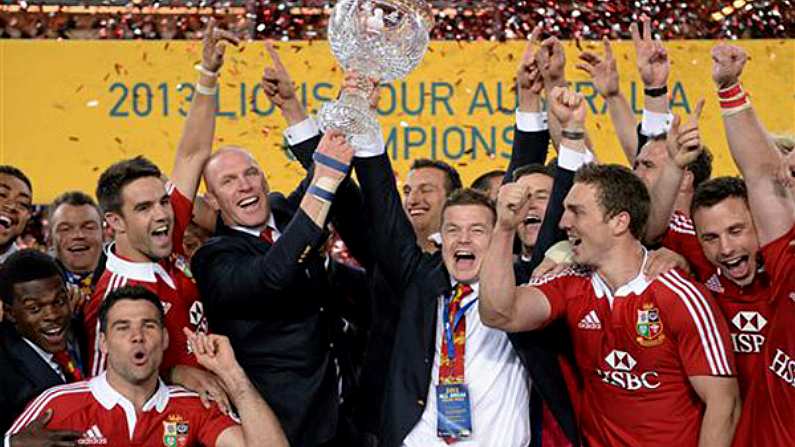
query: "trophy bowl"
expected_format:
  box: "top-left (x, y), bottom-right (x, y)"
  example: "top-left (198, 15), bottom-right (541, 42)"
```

top-left (318, 0), bottom-right (434, 149)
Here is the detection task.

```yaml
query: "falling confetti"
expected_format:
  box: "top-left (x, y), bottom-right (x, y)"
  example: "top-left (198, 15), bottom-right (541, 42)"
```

top-left (86, 100), bottom-right (99, 108)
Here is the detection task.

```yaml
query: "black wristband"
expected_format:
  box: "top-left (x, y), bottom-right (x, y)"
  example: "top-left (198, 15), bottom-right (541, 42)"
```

top-left (644, 86), bottom-right (668, 97)
top-left (561, 129), bottom-right (586, 140)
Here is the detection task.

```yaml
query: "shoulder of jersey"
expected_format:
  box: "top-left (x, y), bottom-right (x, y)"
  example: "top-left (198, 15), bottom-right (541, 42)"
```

top-left (668, 212), bottom-right (696, 235)
top-left (167, 385), bottom-right (201, 399)
top-left (9, 382), bottom-right (93, 433)
top-left (523, 265), bottom-right (591, 287)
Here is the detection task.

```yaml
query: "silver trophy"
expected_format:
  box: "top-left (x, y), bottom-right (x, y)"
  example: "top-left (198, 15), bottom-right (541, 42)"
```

top-left (318, 0), bottom-right (434, 149)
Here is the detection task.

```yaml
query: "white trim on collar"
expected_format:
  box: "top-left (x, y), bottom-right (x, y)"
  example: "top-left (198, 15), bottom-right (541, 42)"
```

top-left (591, 248), bottom-right (651, 302)
top-left (104, 243), bottom-right (176, 290)
top-left (89, 372), bottom-right (169, 439)
top-left (230, 213), bottom-right (280, 241)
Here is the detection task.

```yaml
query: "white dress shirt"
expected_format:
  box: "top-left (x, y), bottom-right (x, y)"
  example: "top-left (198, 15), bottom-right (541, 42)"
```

top-left (402, 282), bottom-right (531, 447)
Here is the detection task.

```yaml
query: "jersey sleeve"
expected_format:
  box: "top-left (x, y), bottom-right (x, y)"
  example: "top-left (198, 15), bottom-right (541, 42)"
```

top-left (760, 224), bottom-right (795, 289)
top-left (198, 405), bottom-right (239, 447)
top-left (84, 281), bottom-right (107, 377)
top-left (659, 270), bottom-right (736, 377)
top-left (167, 182), bottom-right (193, 257)
top-left (6, 385), bottom-right (83, 437)
top-left (660, 212), bottom-right (714, 281)
top-left (523, 271), bottom-right (576, 326)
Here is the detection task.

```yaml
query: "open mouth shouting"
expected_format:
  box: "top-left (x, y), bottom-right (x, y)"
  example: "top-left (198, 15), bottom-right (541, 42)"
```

top-left (719, 254), bottom-right (751, 280)
top-left (407, 206), bottom-right (429, 218)
top-left (151, 224), bottom-right (170, 246)
top-left (0, 214), bottom-right (15, 231)
top-left (131, 348), bottom-right (150, 367)
top-left (40, 324), bottom-right (67, 350)
top-left (238, 196), bottom-right (260, 211)
top-left (453, 249), bottom-right (477, 270)
top-left (523, 214), bottom-right (542, 227)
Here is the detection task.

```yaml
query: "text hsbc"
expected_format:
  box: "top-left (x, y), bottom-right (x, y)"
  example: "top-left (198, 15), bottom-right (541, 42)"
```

top-left (769, 349), bottom-right (795, 386)
top-left (731, 333), bottom-right (765, 353)
top-left (597, 369), bottom-right (661, 390)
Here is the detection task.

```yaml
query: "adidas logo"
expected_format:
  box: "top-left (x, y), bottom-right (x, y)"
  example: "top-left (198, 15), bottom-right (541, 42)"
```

top-left (578, 310), bottom-right (602, 330)
top-left (77, 425), bottom-right (108, 445)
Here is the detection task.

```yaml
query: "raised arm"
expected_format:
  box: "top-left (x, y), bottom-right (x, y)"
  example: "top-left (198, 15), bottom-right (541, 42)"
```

top-left (711, 43), bottom-right (795, 245)
top-left (479, 181), bottom-right (553, 332)
top-left (577, 37), bottom-right (638, 162)
top-left (192, 132), bottom-right (354, 312)
top-left (184, 330), bottom-right (289, 447)
top-left (645, 101), bottom-right (705, 244)
top-left (536, 37), bottom-right (568, 149)
top-left (503, 26), bottom-right (551, 184)
top-left (631, 16), bottom-right (674, 154)
top-left (171, 19), bottom-right (239, 200)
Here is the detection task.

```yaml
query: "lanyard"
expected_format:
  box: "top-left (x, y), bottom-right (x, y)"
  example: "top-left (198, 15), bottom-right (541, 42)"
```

top-left (443, 293), bottom-right (478, 361)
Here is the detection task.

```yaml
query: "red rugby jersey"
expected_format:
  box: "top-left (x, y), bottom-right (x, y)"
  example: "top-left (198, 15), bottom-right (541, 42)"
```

top-left (527, 259), bottom-right (735, 447)
top-left (732, 224), bottom-right (795, 447)
top-left (4, 373), bottom-right (236, 446)
top-left (84, 185), bottom-right (207, 376)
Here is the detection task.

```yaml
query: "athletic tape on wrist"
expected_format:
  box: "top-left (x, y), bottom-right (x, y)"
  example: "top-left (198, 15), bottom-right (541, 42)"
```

top-left (308, 185), bottom-right (335, 203)
top-left (313, 152), bottom-right (350, 175)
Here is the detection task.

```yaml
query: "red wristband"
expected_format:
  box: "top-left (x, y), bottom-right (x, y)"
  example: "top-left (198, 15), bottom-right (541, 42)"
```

top-left (720, 95), bottom-right (748, 109)
top-left (718, 83), bottom-right (743, 99)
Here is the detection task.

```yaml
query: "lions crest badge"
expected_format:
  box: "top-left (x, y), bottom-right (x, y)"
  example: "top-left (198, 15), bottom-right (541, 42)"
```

top-left (636, 303), bottom-right (665, 347)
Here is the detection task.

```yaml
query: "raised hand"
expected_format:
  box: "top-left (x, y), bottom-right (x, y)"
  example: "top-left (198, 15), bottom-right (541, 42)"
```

top-left (313, 130), bottom-right (355, 190)
top-left (577, 37), bottom-right (620, 98)
top-left (262, 41), bottom-right (299, 109)
top-left (711, 44), bottom-right (748, 89)
top-left (201, 18), bottom-right (240, 73)
top-left (666, 99), bottom-right (705, 168)
top-left (184, 328), bottom-right (239, 377)
top-left (535, 36), bottom-right (566, 85)
top-left (496, 183), bottom-right (532, 231)
top-left (341, 71), bottom-right (382, 110)
top-left (517, 25), bottom-right (544, 110)
top-left (549, 86), bottom-right (587, 130)
top-left (630, 16), bottom-right (669, 88)
top-left (8, 409), bottom-right (81, 447)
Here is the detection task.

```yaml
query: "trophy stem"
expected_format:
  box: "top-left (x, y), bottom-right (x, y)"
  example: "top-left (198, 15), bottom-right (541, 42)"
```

top-left (318, 82), bottom-right (383, 151)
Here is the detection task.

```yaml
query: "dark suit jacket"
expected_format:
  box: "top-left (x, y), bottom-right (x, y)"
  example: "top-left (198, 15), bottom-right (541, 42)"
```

top-left (353, 152), bottom-right (580, 447)
top-left (0, 323), bottom-right (66, 433)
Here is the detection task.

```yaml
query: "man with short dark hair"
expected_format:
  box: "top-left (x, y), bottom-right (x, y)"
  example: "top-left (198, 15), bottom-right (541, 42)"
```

top-left (0, 166), bottom-right (33, 265)
top-left (480, 161), bottom-right (740, 446)
top-left (403, 158), bottom-right (463, 253)
top-left (84, 21), bottom-right (238, 408)
top-left (511, 164), bottom-right (555, 264)
top-left (5, 285), bottom-right (289, 447)
top-left (470, 169), bottom-right (504, 202)
top-left (48, 191), bottom-right (104, 293)
top-left (0, 250), bottom-right (83, 441)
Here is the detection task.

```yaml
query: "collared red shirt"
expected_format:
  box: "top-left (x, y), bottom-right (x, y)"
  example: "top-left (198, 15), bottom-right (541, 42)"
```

top-left (529, 252), bottom-right (735, 447)
top-left (4, 372), bottom-right (236, 447)
top-left (85, 185), bottom-right (206, 377)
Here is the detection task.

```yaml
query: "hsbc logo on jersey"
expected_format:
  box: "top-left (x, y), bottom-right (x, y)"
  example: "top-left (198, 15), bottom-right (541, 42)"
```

top-left (597, 350), bottom-right (660, 391)
top-left (769, 348), bottom-right (795, 386)
top-left (731, 311), bottom-right (767, 332)
top-left (730, 311), bottom-right (767, 354)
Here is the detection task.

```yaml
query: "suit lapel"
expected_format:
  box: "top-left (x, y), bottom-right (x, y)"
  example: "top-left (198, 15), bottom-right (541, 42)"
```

top-left (422, 259), bottom-right (452, 360)
top-left (4, 332), bottom-right (65, 388)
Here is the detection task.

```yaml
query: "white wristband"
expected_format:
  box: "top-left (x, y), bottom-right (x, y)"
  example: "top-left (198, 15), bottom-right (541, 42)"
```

top-left (194, 64), bottom-right (219, 78)
top-left (195, 83), bottom-right (218, 96)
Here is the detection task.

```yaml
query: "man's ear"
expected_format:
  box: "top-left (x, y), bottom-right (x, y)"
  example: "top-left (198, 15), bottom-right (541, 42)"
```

top-left (99, 332), bottom-right (108, 356)
top-left (203, 191), bottom-right (221, 212)
top-left (105, 212), bottom-right (126, 234)
top-left (610, 210), bottom-right (632, 237)
top-left (2, 301), bottom-right (15, 324)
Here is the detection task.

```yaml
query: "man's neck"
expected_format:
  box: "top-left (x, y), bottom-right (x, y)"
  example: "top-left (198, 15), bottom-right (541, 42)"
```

top-left (114, 237), bottom-right (158, 263)
top-left (595, 239), bottom-right (645, 293)
top-left (521, 244), bottom-right (534, 260)
top-left (106, 370), bottom-right (159, 412)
